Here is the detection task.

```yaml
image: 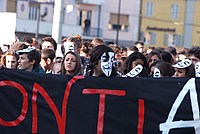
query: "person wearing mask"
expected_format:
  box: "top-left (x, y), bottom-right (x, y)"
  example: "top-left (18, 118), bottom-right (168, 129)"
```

top-left (62, 34), bottom-right (83, 54)
top-left (172, 59), bottom-right (195, 78)
top-left (122, 51), bottom-right (148, 77)
top-left (85, 45), bottom-right (117, 77)
top-left (151, 60), bottom-right (174, 78)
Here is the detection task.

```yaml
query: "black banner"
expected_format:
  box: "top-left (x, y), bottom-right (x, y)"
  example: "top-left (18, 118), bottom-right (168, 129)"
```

top-left (0, 69), bottom-right (199, 134)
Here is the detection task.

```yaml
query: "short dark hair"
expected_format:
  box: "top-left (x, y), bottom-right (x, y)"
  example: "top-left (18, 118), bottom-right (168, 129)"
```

top-left (135, 41), bottom-right (144, 46)
top-left (155, 61), bottom-right (174, 77)
top-left (160, 50), bottom-right (173, 64)
top-left (41, 49), bottom-right (55, 61)
top-left (188, 46), bottom-right (200, 60)
top-left (165, 46), bottom-right (177, 56)
top-left (22, 36), bottom-right (33, 44)
top-left (42, 37), bottom-right (57, 51)
top-left (129, 46), bottom-right (139, 52)
top-left (185, 63), bottom-right (195, 77)
top-left (19, 49), bottom-right (41, 67)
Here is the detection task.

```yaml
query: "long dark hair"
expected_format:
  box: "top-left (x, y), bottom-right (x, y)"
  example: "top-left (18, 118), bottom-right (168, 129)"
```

top-left (87, 45), bottom-right (117, 76)
top-left (122, 51), bottom-right (148, 77)
top-left (61, 51), bottom-right (82, 76)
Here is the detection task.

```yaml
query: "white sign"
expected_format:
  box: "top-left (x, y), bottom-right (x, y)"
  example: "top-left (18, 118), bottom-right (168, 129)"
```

top-left (0, 12), bottom-right (16, 45)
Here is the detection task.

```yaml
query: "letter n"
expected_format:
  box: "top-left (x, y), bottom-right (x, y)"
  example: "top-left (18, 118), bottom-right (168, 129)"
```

top-left (32, 76), bottom-right (84, 134)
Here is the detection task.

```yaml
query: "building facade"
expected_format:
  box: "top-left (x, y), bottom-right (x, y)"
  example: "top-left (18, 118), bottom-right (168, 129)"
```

top-left (1, 0), bottom-right (141, 46)
top-left (4, 0), bottom-right (200, 48)
top-left (192, 1), bottom-right (200, 47)
top-left (140, 0), bottom-right (200, 49)
top-left (140, 0), bottom-right (185, 48)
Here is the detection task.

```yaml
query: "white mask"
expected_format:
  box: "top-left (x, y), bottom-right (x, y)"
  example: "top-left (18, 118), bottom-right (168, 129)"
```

top-left (100, 52), bottom-right (114, 77)
top-left (153, 68), bottom-right (161, 78)
top-left (172, 59), bottom-right (192, 69)
top-left (123, 64), bottom-right (143, 77)
top-left (195, 62), bottom-right (200, 77)
top-left (64, 41), bottom-right (74, 54)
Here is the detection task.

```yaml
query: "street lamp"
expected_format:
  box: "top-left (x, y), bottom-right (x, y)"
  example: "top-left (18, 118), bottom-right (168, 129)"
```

top-left (35, 3), bottom-right (41, 39)
top-left (116, 0), bottom-right (121, 45)
top-left (30, 0), bottom-right (44, 39)
top-left (32, 0), bottom-right (52, 39)
top-left (52, 0), bottom-right (65, 44)
top-left (52, 0), bottom-right (74, 43)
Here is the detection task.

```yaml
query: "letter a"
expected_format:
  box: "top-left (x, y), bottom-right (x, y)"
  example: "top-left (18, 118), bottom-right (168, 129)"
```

top-left (159, 78), bottom-right (200, 134)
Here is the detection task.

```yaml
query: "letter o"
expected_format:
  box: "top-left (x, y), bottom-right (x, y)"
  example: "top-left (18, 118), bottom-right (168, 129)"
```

top-left (0, 80), bottom-right (28, 126)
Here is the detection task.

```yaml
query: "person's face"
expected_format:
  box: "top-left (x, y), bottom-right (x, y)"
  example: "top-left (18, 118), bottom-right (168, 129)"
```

top-left (150, 66), bottom-right (155, 76)
top-left (40, 58), bottom-right (48, 70)
top-left (188, 55), bottom-right (200, 65)
top-left (18, 54), bottom-right (34, 71)
top-left (64, 53), bottom-right (76, 74)
top-left (149, 55), bottom-right (159, 67)
top-left (1, 44), bottom-right (9, 53)
top-left (177, 54), bottom-right (187, 61)
top-left (100, 52), bottom-right (114, 77)
top-left (131, 59), bottom-right (144, 69)
top-left (173, 68), bottom-right (187, 77)
top-left (6, 55), bottom-right (18, 69)
top-left (42, 41), bottom-right (54, 50)
top-left (136, 44), bottom-right (144, 53)
top-left (121, 51), bottom-right (127, 58)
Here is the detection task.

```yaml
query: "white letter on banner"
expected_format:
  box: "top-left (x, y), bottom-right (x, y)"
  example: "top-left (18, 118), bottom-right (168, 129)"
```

top-left (159, 78), bottom-right (200, 134)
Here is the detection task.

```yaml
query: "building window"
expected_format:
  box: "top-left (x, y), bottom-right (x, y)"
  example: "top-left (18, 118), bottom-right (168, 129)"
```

top-left (175, 34), bottom-right (182, 47)
top-left (29, 5), bottom-right (38, 20)
top-left (171, 4), bottom-right (179, 19)
top-left (146, 2), bottom-right (153, 17)
top-left (150, 32), bottom-right (156, 45)
top-left (141, 32), bottom-right (156, 45)
top-left (164, 34), bottom-right (169, 46)
top-left (164, 34), bottom-right (182, 47)
top-left (108, 13), bottom-right (129, 31)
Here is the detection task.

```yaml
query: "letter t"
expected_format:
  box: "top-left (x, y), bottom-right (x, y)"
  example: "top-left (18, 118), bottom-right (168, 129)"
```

top-left (82, 89), bottom-right (126, 134)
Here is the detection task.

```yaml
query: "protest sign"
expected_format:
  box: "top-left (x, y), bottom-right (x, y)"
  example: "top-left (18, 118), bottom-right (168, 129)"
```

top-left (0, 69), bottom-right (199, 134)
top-left (0, 12), bottom-right (16, 45)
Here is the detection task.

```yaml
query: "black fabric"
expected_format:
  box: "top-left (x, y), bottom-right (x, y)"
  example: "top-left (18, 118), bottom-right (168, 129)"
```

top-left (0, 68), bottom-right (199, 134)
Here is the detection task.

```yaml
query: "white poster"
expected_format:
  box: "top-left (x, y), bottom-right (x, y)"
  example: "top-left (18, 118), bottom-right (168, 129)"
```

top-left (0, 12), bottom-right (16, 45)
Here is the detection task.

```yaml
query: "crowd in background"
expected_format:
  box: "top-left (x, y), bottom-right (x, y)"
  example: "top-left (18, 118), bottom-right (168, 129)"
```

top-left (1, 34), bottom-right (200, 78)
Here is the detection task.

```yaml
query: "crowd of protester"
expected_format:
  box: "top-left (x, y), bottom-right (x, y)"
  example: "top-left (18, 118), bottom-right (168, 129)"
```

top-left (0, 34), bottom-right (200, 78)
